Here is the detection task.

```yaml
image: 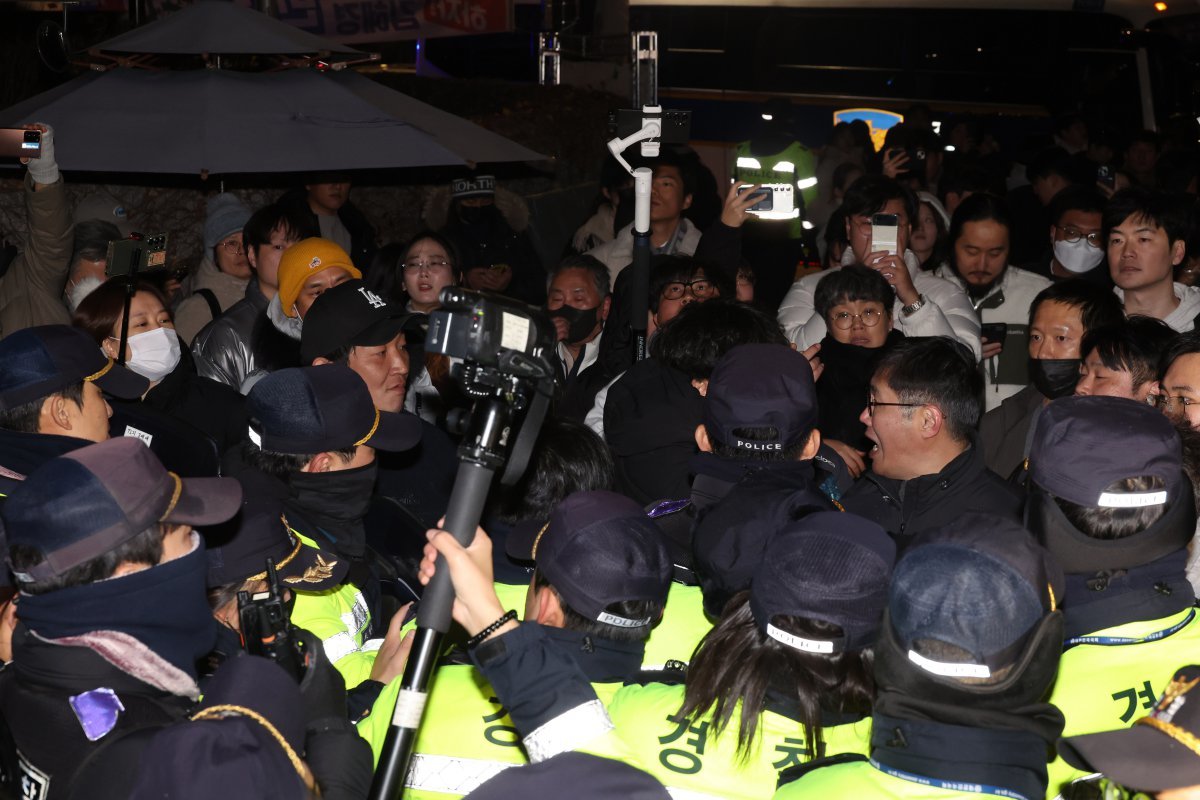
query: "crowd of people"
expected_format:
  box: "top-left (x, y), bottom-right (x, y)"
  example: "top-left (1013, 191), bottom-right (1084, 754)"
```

top-left (6, 110), bottom-right (1200, 800)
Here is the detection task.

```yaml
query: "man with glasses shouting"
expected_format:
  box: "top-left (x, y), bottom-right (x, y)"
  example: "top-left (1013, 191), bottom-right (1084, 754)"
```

top-left (841, 336), bottom-right (1023, 550)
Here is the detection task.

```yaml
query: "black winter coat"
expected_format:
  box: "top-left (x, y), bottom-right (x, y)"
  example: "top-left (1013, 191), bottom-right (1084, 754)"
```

top-left (841, 441), bottom-right (1024, 547)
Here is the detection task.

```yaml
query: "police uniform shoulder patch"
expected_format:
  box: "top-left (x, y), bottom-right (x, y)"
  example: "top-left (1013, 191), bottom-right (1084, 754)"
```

top-left (18, 750), bottom-right (50, 800)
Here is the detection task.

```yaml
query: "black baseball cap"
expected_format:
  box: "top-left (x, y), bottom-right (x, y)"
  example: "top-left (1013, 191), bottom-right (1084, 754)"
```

top-left (0, 324), bottom-right (148, 410)
top-left (246, 365), bottom-right (421, 455)
top-left (506, 490), bottom-right (672, 629)
top-left (889, 514), bottom-right (1063, 681)
top-left (4, 437), bottom-right (242, 585)
top-left (1027, 395), bottom-right (1194, 573)
top-left (750, 511), bottom-right (895, 654)
top-left (129, 655), bottom-right (309, 798)
top-left (703, 343), bottom-right (817, 452)
top-left (1059, 664), bottom-right (1200, 793)
top-left (299, 279), bottom-right (416, 365)
top-left (206, 496), bottom-right (347, 592)
top-left (1030, 395), bottom-right (1182, 511)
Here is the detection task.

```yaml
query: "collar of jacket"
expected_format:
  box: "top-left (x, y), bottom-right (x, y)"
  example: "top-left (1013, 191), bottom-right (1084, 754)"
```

top-left (689, 452), bottom-right (818, 510)
top-left (0, 428), bottom-right (90, 483)
top-left (865, 437), bottom-right (984, 510)
top-left (266, 294), bottom-right (303, 341)
top-left (539, 624), bottom-right (645, 684)
top-left (12, 623), bottom-right (195, 700)
top-left (763, 684), bottom-right (868, 728)
top-left (935, 263), bottom-right (1013, 307)
top-left (246, 276), bottom-right (269, 311)
top-left (1061, 548), bottom-right (1195, 639)
top-left (189, 255), bottom-right (248, 295)
top-left (869, 712), bottom-right (1050, 800)
top-left (143, 345), bottom-right (197, 410)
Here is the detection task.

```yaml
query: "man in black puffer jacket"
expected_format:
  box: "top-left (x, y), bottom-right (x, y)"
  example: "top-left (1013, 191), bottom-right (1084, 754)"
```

top-left (842, 336), bottom-right (1023, 548)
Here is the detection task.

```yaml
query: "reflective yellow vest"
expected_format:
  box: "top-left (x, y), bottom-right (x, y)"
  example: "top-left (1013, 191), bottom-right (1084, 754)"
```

top-left (358, 664), bottom-right (630, 799)
top-left (289, 530), bottom-right (375, 688)
top-left (772, 759), bottom-right (1013, 799)
top-left (482, 581), bottom-right (711, 669)
top-left (734, 140), bottom-right (818, 239)
top-left (644, 583), bottom-right (712, 670)
top-left (1045, 607), bottom-right (1200, 799)
top-left (607, 682), bottom-right (871, 799)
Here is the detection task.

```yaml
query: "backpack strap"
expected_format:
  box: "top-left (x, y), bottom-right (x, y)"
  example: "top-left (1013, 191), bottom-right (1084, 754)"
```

top-left (195, 288), bottom-right (223, 322)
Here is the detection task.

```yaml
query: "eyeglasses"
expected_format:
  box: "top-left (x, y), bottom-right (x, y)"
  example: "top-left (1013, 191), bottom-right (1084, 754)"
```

top-left (1154, 394), bottom-right (1197, 409)
top-left (1057, 226), bottom-right (1102, 248)
top-left (403, 258), bottom-right (452, 273)
top-left (866, 399), bottom-right (924, 417)
top-left (661, 279), bottom-right (715, 301)
top-left (830, 308), bottom-right (884, 330)
top-left (219, 240), bottom-right (245, 255)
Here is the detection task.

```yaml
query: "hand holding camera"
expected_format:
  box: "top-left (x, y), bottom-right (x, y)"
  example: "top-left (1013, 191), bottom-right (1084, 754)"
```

top-left (722, 181), bottom-right (764, 228)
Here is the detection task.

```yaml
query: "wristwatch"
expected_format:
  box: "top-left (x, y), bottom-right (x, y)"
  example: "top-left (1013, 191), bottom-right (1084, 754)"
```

top-left (901, 294), bottom-right (926, 317)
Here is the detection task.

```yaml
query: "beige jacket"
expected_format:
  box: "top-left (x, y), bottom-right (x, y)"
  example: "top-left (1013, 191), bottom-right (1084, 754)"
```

top-left (0, 174), bottom-right (72, 339)
top-left (173, 256), bottom-right (248, 344)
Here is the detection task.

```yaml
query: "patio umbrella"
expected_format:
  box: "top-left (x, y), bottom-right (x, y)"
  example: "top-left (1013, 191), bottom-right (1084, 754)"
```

top-left (91, 0), bottom-right (366, 57)
top-left (0, 67), bottom-right (478, 175)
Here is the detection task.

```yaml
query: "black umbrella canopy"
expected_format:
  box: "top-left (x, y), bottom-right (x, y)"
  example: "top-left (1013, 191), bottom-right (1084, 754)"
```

top-left (91, 0), bottom-right (365, 57)
top-left (0, 68), bottom-right (469, 174)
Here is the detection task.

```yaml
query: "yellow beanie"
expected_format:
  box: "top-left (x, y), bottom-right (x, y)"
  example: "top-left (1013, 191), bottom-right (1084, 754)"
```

top-left (277, 238), bottom-right (362, 317)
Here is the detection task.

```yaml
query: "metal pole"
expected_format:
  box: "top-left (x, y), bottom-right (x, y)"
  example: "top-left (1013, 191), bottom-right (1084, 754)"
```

top-left (368, 398), bottom-right (509, 800)
top-left (630, 166), bottom-right (652, 361)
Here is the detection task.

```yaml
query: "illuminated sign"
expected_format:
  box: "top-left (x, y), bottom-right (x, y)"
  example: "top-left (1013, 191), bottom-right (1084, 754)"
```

top-left (833, 108), bottom-right (904, 152)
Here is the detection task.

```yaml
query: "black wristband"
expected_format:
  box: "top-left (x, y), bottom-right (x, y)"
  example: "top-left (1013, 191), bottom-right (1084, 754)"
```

top-left (467, 610), bottom-right (518, 650)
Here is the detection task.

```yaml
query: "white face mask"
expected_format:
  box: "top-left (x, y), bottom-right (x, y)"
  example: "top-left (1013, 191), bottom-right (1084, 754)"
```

top-left (1053, 237), bottom-right (1104, 274)
top-left (65, 274), bottom-right (104, 313)
top-left (119, 327), bottom-right (181, 382)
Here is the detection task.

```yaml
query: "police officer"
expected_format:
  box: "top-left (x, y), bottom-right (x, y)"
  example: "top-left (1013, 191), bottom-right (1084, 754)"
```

top-left (1024, 395), bottom-right (1200, 798)
top-left (0, 437), bottom-right (242, 798)
top-left (236, 365), bottom-right (422, 693)
top-left (357, 490), bottom-right (672, 796)
top-left (606, 512), bottom-right (893, 799)
top-left (775, 514), bottom-right (1066, 799)
top-left (0, 325), bottom-right (148, 496)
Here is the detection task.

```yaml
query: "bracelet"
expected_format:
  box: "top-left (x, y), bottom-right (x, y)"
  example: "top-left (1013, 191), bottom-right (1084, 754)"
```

top-left (901, 294), bottom-right (926, 317)
top-left (467, 610), bottom-right (517, 649)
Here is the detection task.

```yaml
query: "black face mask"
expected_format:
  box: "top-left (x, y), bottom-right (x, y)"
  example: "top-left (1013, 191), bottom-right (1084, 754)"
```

top-left (549, 304), bottom-right (601, 344)
top-left (288, 462), bottom-right (378, 559)
top-left (1029, 358), bottom-right (1080, 399)
top-left (456, 202), bottom-right (496, 227)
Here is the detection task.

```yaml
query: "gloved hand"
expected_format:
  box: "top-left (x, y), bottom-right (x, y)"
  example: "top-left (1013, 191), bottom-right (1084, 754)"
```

top-left (23, 123), bottom-right (59, 186)
top-left (295, 628), bottom-right (373, 800)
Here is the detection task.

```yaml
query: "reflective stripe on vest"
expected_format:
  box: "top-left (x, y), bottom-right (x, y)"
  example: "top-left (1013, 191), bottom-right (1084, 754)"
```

top-left (523, 699), bottom-right (614, 763)
top-left (666, 788), bottom-right (738, 800)
top-left (322, 631), bottom-right (360, 664)
top-left (340, 591), bottom-right (370, 638)
top-left (405, 753), bottom-right (513, 795)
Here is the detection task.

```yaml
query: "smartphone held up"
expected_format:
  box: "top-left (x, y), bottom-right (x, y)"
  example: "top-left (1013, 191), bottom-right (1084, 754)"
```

top-left (0, 129), bottom-right (41, 160)
top-left (870, 213), bottom-right (899, 256)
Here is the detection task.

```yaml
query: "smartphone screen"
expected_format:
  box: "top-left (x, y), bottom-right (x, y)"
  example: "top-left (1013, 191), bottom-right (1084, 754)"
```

top-left (737, 184), bottom-right (772, 212)
top-left (871, 213), bottom-right (899, 256)
top-left (0, 129), bottom-right (41, 159)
